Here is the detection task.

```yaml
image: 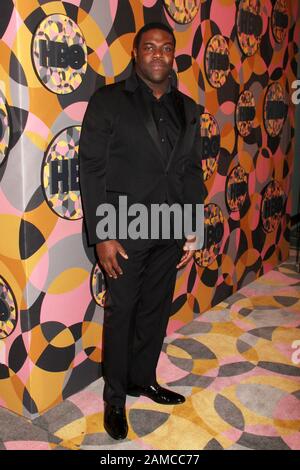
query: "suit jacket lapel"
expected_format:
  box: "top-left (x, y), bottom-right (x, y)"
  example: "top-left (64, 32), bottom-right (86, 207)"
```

top-left (181, 95), bottom-right (197, 151)
top-left (124, 72), bottom-right (197, 170)
top-left (165, 90), bottom-right (198, 172)
top-left (164, 91), bottom-right (185, 171)
top-left (132, 87), bottom-right (166, 166)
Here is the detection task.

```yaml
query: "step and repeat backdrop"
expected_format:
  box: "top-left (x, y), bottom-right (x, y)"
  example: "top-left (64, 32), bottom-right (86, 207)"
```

top-left (0, 0), bottom-right (299, 416)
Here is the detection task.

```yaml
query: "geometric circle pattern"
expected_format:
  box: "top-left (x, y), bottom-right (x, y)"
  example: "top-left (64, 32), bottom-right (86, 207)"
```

top-left (199, 113), bottom-right (220, 181)
top-left (90, 263), bottom-right (106, 307)
top-left (226, 165), bottom-right (248, 212)
top-left (261, 180), bottom-right (285, 233)
top-left (32, 15), bottom-right (87, 94)
top-left (263, 82), bottom-right (287, 137)
top-left (194, 204), bottom-right (224, 267)
top-left (236, 0), bottom-right (263, 57)
top-left (236, 90), bottom-right (256, 137)
top-left (205, 34), bottom-right (230, 88)
top-left (42, 126), bottom-right (82, 220)
top-left (163, 0), bottom-right (201, 24)
top-left (272, 0), bottom-right (288, 44)
top-left (0, 276), bottom-right (18, 339)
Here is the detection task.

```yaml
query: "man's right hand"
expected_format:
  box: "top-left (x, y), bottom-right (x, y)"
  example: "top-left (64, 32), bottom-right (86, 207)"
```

top-left (96, 241), bottom-right (128, 279)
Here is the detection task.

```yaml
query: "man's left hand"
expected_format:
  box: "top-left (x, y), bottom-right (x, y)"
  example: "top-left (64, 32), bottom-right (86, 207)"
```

top-left (176, 235), bottom-right (197, 270)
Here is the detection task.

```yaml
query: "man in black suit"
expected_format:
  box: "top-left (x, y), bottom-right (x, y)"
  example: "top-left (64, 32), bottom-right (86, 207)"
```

top-left (79, 22), bottom-right (206, 440)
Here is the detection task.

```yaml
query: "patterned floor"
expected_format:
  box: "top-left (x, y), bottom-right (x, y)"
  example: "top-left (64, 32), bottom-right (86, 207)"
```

top-left (0, 253), bottom-right (299, 450)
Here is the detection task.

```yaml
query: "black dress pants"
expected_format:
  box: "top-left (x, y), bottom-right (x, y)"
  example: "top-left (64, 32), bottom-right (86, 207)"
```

top-left (102, 237), bottom-right (182, 406)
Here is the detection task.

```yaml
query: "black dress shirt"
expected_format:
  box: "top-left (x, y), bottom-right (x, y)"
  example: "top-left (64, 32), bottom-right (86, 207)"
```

top-left (136, 73), bottom-right (183, 167)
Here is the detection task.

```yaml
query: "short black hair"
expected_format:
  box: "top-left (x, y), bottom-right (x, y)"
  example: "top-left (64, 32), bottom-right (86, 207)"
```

top-left (133, 22), bottom-right (176, 50)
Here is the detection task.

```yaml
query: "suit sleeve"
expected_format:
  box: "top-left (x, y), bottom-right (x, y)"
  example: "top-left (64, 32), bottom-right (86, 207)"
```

top-left (79, 91), bottom-right (112, 245)
top-left (183, 107), bottom-right (208, 237)
top-left (183, 116), bottom-right (208, 207)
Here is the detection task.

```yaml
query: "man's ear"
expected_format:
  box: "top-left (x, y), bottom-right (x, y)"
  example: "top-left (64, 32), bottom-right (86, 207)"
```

top-left (133, 48), bottom-right (137, 61)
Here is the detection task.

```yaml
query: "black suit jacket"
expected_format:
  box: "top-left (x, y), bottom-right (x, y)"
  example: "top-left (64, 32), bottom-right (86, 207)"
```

top-left (79, 71), bottom-right (207, 246)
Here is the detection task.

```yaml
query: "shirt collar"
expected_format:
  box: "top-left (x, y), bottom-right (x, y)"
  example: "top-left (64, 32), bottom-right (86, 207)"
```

top-left (135, 70), bottom-right (173, 97)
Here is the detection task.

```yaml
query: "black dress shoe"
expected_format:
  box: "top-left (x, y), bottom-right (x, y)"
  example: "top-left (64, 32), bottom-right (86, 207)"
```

top-left (127, 382), bottom-right (185, 405)
top-left (104, 403), bottom-right (128, 440)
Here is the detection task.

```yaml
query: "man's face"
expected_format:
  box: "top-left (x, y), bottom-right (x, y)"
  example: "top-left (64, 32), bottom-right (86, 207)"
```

top-left (133, 29), bottom-right (175, 84)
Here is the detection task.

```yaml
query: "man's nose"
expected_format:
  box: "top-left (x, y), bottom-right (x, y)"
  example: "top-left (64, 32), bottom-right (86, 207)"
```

top-left (153, 47), bottom-right (163, 58)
